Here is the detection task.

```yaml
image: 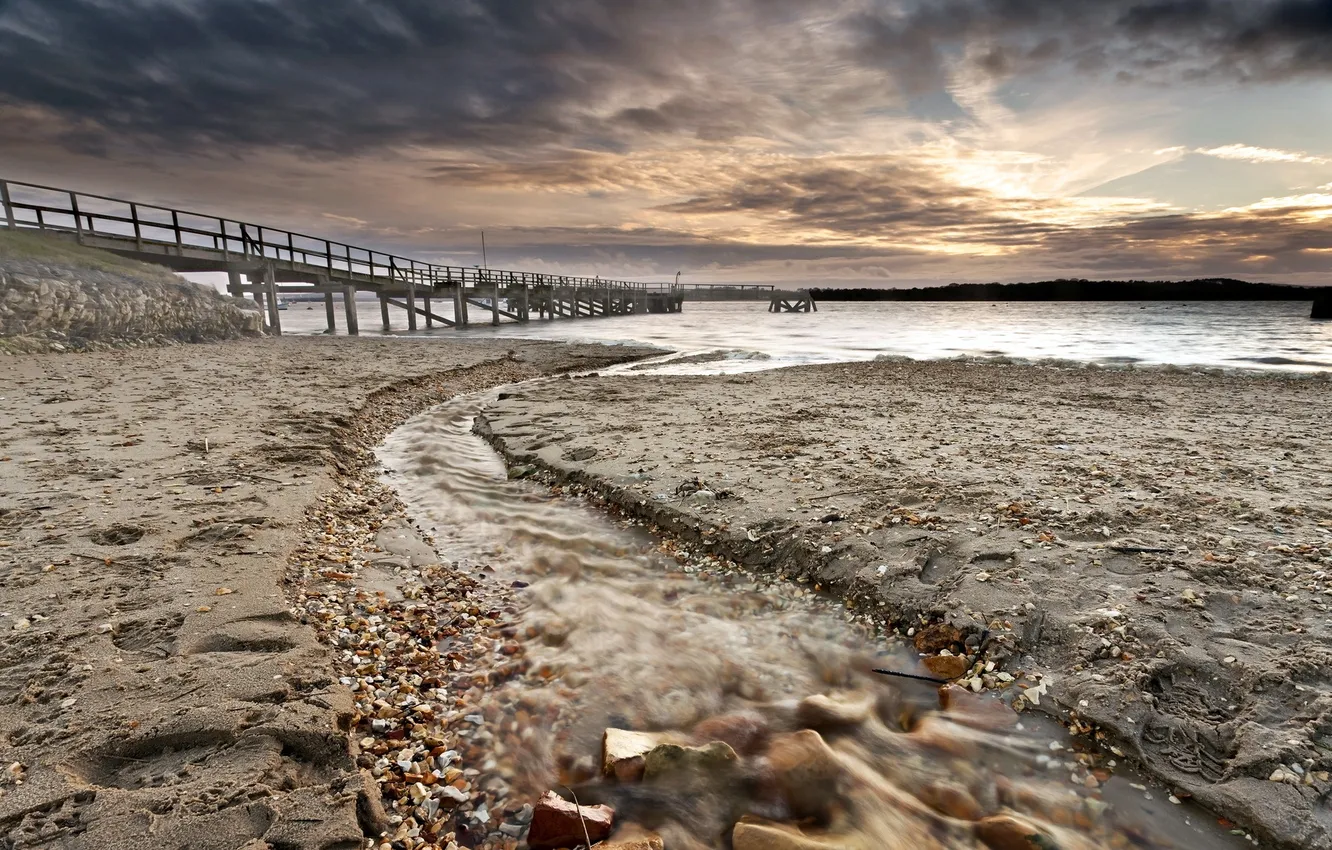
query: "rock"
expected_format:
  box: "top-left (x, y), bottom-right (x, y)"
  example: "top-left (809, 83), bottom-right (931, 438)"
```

top-left (526, 790), bottom-right (614, 850)
top-left (974, 813), bottom-right (1053, 850)
top-left (906, 715), bottom-right (976, 758)
top-left (602, 729), bottom-right (680, 782)
top-left (914, 622), bottom-right (963, 653)
top-left (764, 730), bottom-right (843, 818)
top-left (732, 817), bottom-right (863, 850)
top-left (795, 692), bottom-right (875, 729)
top-left (642, 741), bottom-right (738, 782)
top-left (598, 824), bottom-right (666, 850)
top-left (938, 685), bottom-right (1018, 731)
top-left (692, 710), bottom-right (771, 754)
top-left (922, 654), bottom-right (970, 680)
top-left (917, 781), bottom-right (984, 821)
top-left (564, 446), bottom-right (597, 462)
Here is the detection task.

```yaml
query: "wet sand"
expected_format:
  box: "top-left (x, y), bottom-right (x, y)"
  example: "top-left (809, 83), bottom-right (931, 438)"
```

top-left (478, 358), bottom-right (1332, 850)
top-left (0, 336), bottom-right (656, 849)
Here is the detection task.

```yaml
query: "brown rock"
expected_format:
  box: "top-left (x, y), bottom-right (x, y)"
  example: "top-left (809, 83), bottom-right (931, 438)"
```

top-left (602, 729), bottom-right (678, 783)
top-left (765, 729), bottom-right (843, 818)
top-left (692, 710), bottom-right (771, 754)
top-left (599, 824), bottom-right (666, 850)
top-left (527, 790), bottom-right (614, 850)
top-left (975, 813), bottom-right (1052, 850)
top-left (914, 622), bottom-right (963, 653)
top-left (938, 685), bottom-right (1018, 731)
top-left (907, 714), bottom-right (976, 758)
top-left (642, 741), bottom-right (738, 782)
top-left (917, 781), bottom-right (984, 821)
top-left (795, 692), bottom-right (875, 729)
top-left (732, 817), bottom-right (864, 850)
top-left (922, 654), bottom-right (970, 680)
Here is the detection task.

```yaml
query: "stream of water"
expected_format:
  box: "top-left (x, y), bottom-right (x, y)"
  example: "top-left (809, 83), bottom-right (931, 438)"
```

top-left (378, 378), bottom-right (1250, 850)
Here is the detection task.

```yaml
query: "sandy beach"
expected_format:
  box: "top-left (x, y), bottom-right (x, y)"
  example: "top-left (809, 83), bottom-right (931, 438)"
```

top-left (3, 328), bottom-right (1330, 850)
top-left (0, 336), bottom-right (656, 849)
top-left (478, 357), bottom-right (1332, 850)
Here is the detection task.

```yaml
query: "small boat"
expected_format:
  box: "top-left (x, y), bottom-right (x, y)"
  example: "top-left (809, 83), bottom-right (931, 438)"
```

top-left (276, 299), bottom-right (289, 311)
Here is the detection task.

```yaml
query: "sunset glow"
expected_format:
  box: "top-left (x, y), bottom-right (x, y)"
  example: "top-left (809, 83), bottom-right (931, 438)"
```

top-left (2, 0), bottom-right (1330, 285)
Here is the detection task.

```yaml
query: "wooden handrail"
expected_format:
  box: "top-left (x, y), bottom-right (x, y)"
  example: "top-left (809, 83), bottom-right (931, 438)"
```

top-left (0, 176), bottom-right (671, 292)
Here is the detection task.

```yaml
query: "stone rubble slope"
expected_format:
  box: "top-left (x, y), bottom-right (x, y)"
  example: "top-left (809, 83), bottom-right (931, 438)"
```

top-left (1, 231), bottom-right (262, 352)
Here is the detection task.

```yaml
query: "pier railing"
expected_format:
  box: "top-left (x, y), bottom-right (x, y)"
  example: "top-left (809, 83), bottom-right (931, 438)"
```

top-left (0, 177), bottom-right (669, 293)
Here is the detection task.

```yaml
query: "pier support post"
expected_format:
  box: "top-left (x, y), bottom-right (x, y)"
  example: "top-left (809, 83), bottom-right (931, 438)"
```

top-left (406, 283), bottom-right (417, 331)
top-left (263, 263), bottom-right (281, 336)
top-left (452, 286), bottom-right (467, 328)
top-left (1314, 290), bottom-right (1332, 320)
top-left (379, 293), bottom-right (390, 332)
top-left (342, 285), bottom-right (359, 336)
top-left (323, 291), bottom-right (336, 334)
top-left (226, 269), bottom-right (244, 297)
top-left (423, 293), bottom-right (433, 328)
top-left (492, 279), bottom-right (501, 326)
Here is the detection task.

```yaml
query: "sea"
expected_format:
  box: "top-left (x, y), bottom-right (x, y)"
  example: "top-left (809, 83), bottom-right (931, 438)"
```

top-left (279, 299), bottom-right (1332, 375)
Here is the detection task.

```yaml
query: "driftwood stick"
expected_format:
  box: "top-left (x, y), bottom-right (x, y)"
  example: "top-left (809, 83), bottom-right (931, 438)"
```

top-left (872, 668), bottom-right (948, 685)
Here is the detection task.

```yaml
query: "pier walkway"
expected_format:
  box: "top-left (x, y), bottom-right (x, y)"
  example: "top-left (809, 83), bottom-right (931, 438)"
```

top-left (0, 178), bottom-right (682, 335)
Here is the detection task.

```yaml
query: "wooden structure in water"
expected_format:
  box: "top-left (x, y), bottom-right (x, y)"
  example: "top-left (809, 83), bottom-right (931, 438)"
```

top-left (0, 178), bottom-right (682, 335)
top-left (768, 289), bottom-right (817, 313)
top-left (1314, 289), bottom-right (1332, 320)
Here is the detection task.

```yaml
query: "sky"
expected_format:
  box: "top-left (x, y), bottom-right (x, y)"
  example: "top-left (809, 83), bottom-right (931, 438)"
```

top-left (1, 0), bottom-right (1331, 287)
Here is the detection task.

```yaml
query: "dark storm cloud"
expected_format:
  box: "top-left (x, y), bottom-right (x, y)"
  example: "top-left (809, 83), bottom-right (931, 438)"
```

top-left (0, 0), bottom-right (797, 154)
top-left (2, 0), bottom-right (1330, 158)
top-left (660, 162), bottom-right (1057, 242)
top-left (851, 0), bottom-right (1332, 90)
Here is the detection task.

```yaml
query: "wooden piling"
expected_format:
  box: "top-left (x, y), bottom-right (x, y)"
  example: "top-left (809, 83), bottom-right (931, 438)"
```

top-left (379, 293), bottom-right (390, 332)
top-left (1314, 290), bottom-right (1332, 320)
top-left (323, 291), bottom-right (336, 334)
top-left (451, 286), bottom-right (466, 328)
top-left (262, 263), bottom-right (281, 335)
top-left (263, 263), bottom-right (282, 335)
top-left (406, 283), bottom-right (417, 331)
top-left (226, 269), bottom-right (244, 297)
top-left (342, 284), bottom-right (359, 336)
top-left (491, 279), bottom-right (501, 326)
top-left (423, 293), bottom-right (433, 328)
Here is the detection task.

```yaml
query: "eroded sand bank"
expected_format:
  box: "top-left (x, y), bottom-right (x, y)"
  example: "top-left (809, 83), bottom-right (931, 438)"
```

top-left (478, 358), bottom-right (1332, 850)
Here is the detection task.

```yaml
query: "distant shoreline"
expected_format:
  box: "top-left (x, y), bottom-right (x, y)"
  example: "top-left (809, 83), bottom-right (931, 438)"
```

top-left (812, 278), bottom-right (1327, 301)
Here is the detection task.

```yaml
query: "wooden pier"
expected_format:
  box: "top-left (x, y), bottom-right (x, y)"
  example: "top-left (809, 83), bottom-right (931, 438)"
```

top-left (0, 178), bottom-right (682, 335)
top-left (768, 289), bottom-right (817, 313)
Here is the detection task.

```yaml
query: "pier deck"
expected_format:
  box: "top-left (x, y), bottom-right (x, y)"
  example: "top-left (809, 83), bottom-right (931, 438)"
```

top-left (0, 178), bottom-right (683, 335)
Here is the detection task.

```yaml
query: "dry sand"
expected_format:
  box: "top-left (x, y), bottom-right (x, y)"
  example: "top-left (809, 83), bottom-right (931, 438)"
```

top-left (478, 358), bottom-right (1332, 850)
top-left (0, 336), bottom-right (654, 849)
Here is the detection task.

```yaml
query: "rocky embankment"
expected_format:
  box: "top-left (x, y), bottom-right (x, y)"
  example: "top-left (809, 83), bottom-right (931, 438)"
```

top-left (0, 230), bottom-right (261, 352)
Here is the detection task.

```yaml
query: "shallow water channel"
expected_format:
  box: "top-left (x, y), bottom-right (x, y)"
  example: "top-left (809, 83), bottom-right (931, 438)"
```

top-left (378, 377), bottom-right (1251, 850)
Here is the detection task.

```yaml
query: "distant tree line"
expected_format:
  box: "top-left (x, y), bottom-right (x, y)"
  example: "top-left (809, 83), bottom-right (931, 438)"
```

top-left (809, 279), bottom-right (1325, 301)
